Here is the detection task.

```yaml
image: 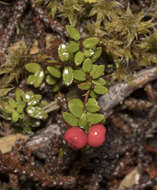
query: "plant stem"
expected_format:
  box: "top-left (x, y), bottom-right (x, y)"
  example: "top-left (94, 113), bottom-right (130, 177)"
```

top-left (43, 100), bottom-right (60, 113)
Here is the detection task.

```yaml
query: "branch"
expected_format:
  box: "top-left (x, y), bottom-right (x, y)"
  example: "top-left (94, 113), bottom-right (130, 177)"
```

top-left (30, 0), bottom-right (66, 38)
top-left (99, 67), bottom-right (157, 118)
top-left (0, 0), bottom-right (27, 57)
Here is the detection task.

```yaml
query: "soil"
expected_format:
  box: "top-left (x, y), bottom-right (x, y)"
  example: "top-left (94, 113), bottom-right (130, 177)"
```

top-left (0, 0), bottom-right (157, 190)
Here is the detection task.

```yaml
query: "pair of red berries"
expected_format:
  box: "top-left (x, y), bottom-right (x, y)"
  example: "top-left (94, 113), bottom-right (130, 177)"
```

top-left (64, 124), bottom-right (106, 149)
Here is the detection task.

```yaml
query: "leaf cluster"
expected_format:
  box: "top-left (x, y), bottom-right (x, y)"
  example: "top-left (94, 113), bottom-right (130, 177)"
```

top-left (63, 98), bottom-right (104, 132)
top-left (2, 88), bottom-right (47, 122)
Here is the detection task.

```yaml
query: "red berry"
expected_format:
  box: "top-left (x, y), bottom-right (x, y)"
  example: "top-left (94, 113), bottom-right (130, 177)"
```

top-left (88, 124), bottom-right (106, 147)
top-left (64, 127), bottom-right (87, 149)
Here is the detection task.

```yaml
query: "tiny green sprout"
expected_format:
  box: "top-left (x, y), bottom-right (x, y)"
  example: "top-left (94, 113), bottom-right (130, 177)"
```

top-left (5, 88), bottom-right (26, 122)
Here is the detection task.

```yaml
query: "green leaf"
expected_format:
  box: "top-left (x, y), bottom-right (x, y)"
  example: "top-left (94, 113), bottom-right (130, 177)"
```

top-left (26, 106), bottom-right (48, 120)
top-left (87, 112), bottom-right (105, 124)
top-left (90, 90), bottom-right (97, 98)
top-left (67, 41), bottom-right (80, 53)
top-left (92, 78), bottom-right (107, 86)
top-left (52, 84), bottom-right (60, 92)
top-left (78, 82), bottom-right (91, 90)
top-left (12, 111), bottom-right (19, 122)
top-left (9, 98), bottom-right (17, 108)
top-left (90, 65), bottom-right (104, 79)
top-left (26, 71), bottom-right (45, 88)
top-left (15, 88), bottom-right (24, 103)
top-left (23, 91), bottom-right (33, 102)
top-left (83, 49), bottom-right (95, 57)
top-left (66, 25), bottom-right (81, 41)
top-left (47, 66), bottom-right (61, 79)
top-left (34, 71), bottom-right (45, 88)
top-left (82, 58), bottom-right (92, 72)
top-left (16, 102), bottom-right (25, 113)
top-left (58, 44), bottom-right (70, 62)
top-left (25, 63), bottom-right (41, 73)
top-left (74, 51), bottom-right (85, 66)
top-left (63, 66), bottom-right (73, 86)
top-left (68, 98), bottom-right (84, 118)
top-left (79, 113), bottom-right (88, 128)
top-left (45, 75), bottom-right (57, 85)
top-left (86, 98), bottom-right (100, 112)
top-left (83, 37), bottom-right (100, 48)
top-left (26, 75), bottom-right (36, 86)
top-left (27, 95), bottom-right (42, 106)
top-left (91, 47), bottom-right (102, 63)
top-left (62, 112), bottom-right (79, 126)
top-left (94, 84), bottom-right (108, 95)
top-left (73, 69), bottom-right (86, 81)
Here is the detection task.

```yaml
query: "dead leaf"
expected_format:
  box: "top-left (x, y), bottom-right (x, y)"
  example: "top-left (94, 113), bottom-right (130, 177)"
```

top-left (30, 40), bottom-right (39, 54)
top-left (118, 167), bottom-right (141, 190)
top-left (0, 134), bottom-right (29, 154)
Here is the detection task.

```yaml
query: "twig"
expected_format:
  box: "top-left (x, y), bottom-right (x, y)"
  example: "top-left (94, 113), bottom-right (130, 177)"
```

top-left (25, 124), bottom-right (62, 152)
top-left (99, 67), bottom-right (157, 118)
top-left (30, 0), bottom-right (66, 38)
top-left (0, 0), bottom-right (27, 56)
top-left (43, 100), bottom-right (60, 113)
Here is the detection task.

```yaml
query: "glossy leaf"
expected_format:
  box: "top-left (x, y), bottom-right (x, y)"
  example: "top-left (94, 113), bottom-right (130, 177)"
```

top-left (27, 95), bottom-right (42, 106)
top-left (47, 66), bottom-right (61, 79)
top-left (23, 91), bottom-right (34, 102)
top-left (83, 49), bottom-right (95, 57)
top-left (74, 51), bottom-right (85, 66)
top-left (26, 71), bottom-right (44, 88)
top-left (67, 41), bottom-right (80, 53)
top-left (66, 25), bottom-right (81, 41)
top-left (94, 84), bottom-right (108, 95)
top-left (27, 75), bottom-right (36, 86)
top-left (90, 65), bottom-right (105, 79)
top-left (46, 75), bottom-right (57, 85)
top-left (78, 82), bottom-right (91, 90)
top-left (91, 47), bottom-right (102, 62)
top-left (34, 71), bottom-right (45, 88)
top-left (86, 98), bottom-right (100, 112)
top-left (63, 66), bottom-right (73, 86)
top-left (87, 112), bottom-right (105, 124)
top-left (26, 106), bottom-right (48, 120)
top-left (82, 58), bottom-right (92, 72)
top-left (83, 37), bottom-right (99, 48)
top-left (62, 112), bottom-right (79, 126)
top-left (68, 98), bottom-right (84, 118)
top-left (79, 113), bottom-right (88, 128)
top-left (73, 69), bottom-right (86, 81)
top-left (25, 63), bottom-right (41, 73)
top-left (58, 44), bottom-right (69, 62)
